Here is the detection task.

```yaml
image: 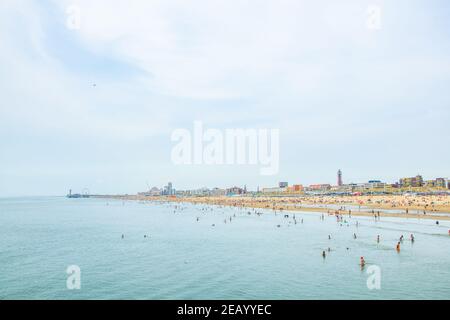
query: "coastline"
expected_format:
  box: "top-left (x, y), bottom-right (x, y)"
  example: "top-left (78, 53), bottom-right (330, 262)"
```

top-left (94, 194), bottom-right (450, 221)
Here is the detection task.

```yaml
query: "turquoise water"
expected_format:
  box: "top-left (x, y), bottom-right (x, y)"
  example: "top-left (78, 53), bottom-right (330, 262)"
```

top-left (0, 196), bottom-right (449, 300)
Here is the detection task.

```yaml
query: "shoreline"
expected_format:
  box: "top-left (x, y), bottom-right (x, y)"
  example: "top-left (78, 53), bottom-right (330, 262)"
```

top-left (94, 194), bottom-right (450, 221)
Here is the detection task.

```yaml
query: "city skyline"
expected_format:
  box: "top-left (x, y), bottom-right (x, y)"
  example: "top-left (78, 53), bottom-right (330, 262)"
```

top-left (125, 171), bottom-right (450, 196)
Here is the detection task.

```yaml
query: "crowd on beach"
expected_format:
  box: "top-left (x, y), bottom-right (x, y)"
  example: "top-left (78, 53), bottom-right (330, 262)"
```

top-left (115, 194), bottom-right (450, 221)
top-left (296, 195), bottom-right (450, 212)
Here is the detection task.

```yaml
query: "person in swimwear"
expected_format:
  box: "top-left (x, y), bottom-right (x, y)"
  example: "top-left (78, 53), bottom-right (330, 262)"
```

top-left (360, 256), bottom-right (366, 267)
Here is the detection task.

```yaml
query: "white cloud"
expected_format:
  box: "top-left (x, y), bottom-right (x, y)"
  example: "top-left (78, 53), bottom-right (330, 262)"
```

top-left (50, 0), bottom-right (387, 100)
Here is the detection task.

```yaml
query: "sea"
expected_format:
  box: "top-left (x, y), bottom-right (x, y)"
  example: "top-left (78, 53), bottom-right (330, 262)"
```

top-left (0, 196), bottom-right (449, 299)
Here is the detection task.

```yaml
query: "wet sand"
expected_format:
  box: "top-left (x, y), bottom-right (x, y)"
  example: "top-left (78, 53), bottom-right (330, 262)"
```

top-left (96, 194), bottom-right (450, 221)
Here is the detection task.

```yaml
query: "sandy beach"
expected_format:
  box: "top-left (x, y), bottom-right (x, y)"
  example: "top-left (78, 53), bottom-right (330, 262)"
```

top-left (97, 194), bottom-right (450, 221)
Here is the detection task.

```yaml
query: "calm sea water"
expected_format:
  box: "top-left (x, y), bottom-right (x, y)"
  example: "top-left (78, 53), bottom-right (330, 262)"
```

top-left (0, 196), bottom-right (449, 300)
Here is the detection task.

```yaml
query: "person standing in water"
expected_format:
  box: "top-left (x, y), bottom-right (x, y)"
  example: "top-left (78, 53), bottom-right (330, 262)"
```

top-left (360, 256), bottom-right (366, 267)
top-left (396, 242), bottom-right (401, 252)
top-left (377, 235), bottom-right (380, 243)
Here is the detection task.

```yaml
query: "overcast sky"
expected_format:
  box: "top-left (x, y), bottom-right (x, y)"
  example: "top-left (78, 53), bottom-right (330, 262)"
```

top-left (1, 0), bottom-right (449, 196)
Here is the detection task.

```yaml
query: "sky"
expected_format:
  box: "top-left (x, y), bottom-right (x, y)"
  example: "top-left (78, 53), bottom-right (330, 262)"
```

top-left (0, 0), bottom-right (449, 196)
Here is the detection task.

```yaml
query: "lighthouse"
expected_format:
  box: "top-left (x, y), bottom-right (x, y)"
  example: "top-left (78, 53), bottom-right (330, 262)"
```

top-left (337, 169), bottom-right (343, 186)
